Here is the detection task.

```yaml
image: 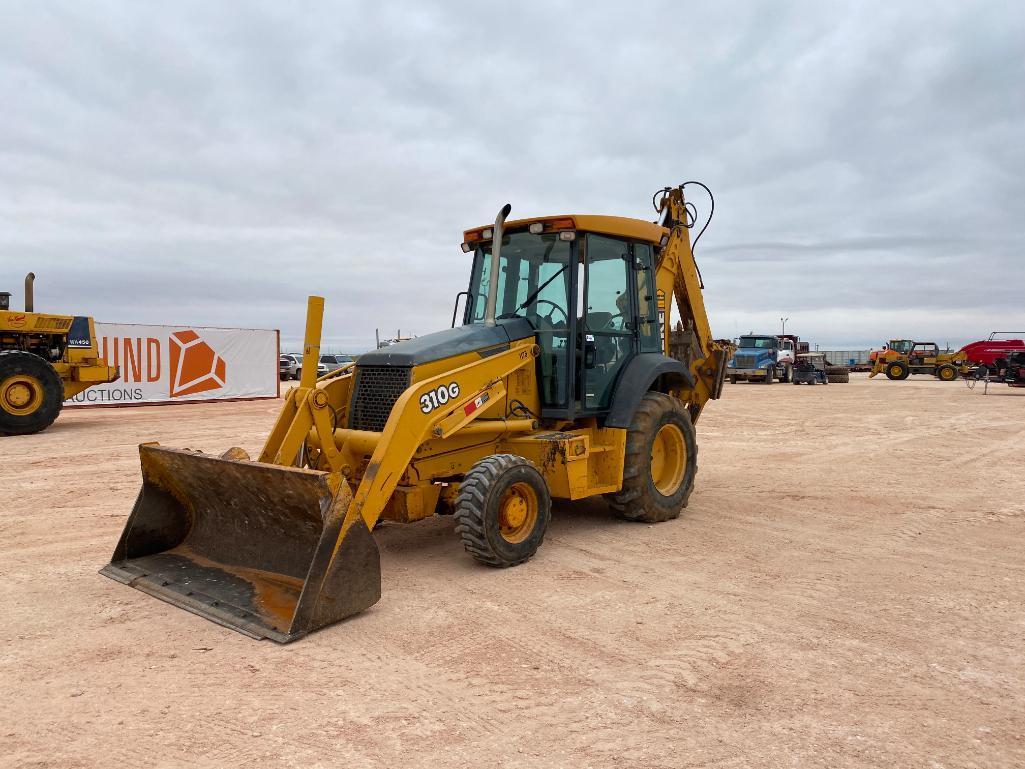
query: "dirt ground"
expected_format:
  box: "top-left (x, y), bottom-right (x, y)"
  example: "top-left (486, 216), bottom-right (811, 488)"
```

top-left (1, 373), bottom-right (1023, 769)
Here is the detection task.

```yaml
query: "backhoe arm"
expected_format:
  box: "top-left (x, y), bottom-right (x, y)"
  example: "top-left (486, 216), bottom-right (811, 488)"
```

top-left (654, 186), bottom-right (728, 420)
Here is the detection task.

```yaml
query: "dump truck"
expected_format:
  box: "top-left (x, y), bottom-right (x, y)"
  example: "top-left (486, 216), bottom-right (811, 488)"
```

top-left (727, 334), bottom-right (806, 383)
top-left (101, 184), bottom-right (730, 642)
top-left (868, 339), bottom-right (970, 381)
top-left (1, 273), bottom-right (118, 435)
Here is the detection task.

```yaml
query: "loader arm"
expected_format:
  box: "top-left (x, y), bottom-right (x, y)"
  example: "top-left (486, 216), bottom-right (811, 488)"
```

top-left (343, 342), bottom-right (538, 532)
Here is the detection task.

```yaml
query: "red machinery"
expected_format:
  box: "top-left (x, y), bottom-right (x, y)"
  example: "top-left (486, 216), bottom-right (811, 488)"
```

top-left (959, 332), bottom-right (1025, 373)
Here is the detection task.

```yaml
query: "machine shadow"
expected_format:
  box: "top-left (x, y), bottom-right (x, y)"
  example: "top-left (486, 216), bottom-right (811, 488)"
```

top-left (373, 495), bottom-right (622, 561)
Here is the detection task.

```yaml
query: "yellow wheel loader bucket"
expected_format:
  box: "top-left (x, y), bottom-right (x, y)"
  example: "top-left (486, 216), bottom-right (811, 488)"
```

top-left (100, 444), bottom-right (381, 643)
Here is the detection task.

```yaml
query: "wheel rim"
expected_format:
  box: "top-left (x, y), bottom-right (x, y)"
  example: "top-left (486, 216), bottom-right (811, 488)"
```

top-left (650, 423), bottom-right (686, 496)
top-left (940, 368), bottom-right (954, 380)
top-left (889, 364), bottom-right (903, 378)
top-left (0, 374), bottom-right (45, 416)
top-left (498, 482), bottom-right (539, 544)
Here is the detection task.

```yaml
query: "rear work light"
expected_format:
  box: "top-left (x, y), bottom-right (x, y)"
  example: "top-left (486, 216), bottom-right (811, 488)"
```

top-left (528, 222), bottom-right (544, 234)
top-left (460, 242), bottom-right (472, 253)
top-left (559, 231), bottom-right (576, 241)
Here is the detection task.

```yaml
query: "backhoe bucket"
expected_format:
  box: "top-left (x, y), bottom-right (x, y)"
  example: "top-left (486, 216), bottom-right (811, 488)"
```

top-left (100, 444), bottom-right (381, 643)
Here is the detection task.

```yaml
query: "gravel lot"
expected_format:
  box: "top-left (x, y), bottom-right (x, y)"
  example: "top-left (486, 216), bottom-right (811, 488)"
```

top-left (2, 373), bottom-right (1023, 768)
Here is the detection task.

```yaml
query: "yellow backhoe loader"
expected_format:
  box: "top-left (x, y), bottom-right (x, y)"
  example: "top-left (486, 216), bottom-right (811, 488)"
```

top-left (1, 273), bottom-right (118, 435)
top-left (101, 184), bottom-right (729, 642)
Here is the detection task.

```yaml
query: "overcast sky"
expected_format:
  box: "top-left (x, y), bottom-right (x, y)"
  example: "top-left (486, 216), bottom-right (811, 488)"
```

top-left (2, 1), bottom-right (1022, 350)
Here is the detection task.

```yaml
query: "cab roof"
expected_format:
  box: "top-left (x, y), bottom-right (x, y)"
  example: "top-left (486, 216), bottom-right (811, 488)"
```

top-left (463, 214), bottom-right (668, 246)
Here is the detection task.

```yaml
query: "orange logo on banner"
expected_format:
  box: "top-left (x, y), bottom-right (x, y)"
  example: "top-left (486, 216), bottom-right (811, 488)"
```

top-left (168, 330), bottom-right (227, 397)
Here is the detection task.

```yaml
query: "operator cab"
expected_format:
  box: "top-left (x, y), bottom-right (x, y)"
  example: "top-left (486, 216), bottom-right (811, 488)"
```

top-left (910, 342), bottom-right (939, 362)
top-left (461, 216), bottom-right (664, 420)
top-left (778, 338), bottom-right (795, 364)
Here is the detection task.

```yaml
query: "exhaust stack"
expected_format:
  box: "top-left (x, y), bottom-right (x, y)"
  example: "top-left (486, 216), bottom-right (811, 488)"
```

top-left (24, 272), bottom-right (35, 312)
top-left (483, 204), bottom-right (512, 327)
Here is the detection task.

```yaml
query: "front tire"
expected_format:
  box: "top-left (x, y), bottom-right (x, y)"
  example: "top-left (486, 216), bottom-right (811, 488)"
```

top-left (885, 361), bottom-right (909, 380)
top-left (0, 351), bottom-right (64, 436)
top-left (764, 367), bottom-right (774, 384)
top-left (454, 454), bottom-right (551, 567)
top-left (937, 365), bottom-right (957, 381)
top-left (609, 392), bottom-right (697, 523)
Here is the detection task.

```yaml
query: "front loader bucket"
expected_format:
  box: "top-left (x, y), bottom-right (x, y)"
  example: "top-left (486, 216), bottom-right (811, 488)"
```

top-left (100, 444), bottom-right (381, 643)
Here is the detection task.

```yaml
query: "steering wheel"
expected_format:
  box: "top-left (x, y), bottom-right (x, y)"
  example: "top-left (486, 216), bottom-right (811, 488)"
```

top-left (597, 312), bottom-right (625, 332)
top-left (534, 299), bottom-right (568, 325)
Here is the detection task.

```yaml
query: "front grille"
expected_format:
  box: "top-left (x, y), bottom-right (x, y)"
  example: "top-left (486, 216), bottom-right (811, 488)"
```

top-left (734, 354), bottom-right (759, 368)
top-left (350, 366), bottom-right (412, 432)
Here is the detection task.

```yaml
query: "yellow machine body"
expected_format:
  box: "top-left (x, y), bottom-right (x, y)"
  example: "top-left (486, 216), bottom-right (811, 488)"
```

top-left (0, 310), bottom-right (118, 399)
top-left (102, 187), bottom-right (729, 642)
top-left (1, 274), bottom-right (119, 435)
top-left (868, 339), bottom-right (970, 381)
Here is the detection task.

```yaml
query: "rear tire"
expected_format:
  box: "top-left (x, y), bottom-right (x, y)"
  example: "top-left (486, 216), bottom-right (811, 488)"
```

top-left (454, 454), bottom-right (551, 567)
top-left (827, 372), bottom-right (849, 383)
top-left (609, 392), bottom-right (697, 523)
top-left (729, 374), bottom-right (738, 385)
top-left (0, 350), bottom-right (64, 436)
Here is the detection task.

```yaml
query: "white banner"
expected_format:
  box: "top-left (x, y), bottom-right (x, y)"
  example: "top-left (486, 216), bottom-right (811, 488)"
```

top-left (66, 323), bottom-right (280, 406)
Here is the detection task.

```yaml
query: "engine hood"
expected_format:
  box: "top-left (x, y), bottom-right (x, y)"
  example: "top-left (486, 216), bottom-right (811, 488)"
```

top-left (357, 318), bottom-right (536, 367)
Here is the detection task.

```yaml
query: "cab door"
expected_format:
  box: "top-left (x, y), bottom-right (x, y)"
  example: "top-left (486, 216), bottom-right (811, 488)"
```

top-left (580, 234), bottom-right (641, 411)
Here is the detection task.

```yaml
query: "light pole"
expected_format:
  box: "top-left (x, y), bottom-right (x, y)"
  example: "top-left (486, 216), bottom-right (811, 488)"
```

top-left (781, 316), bottom-right (789, 336)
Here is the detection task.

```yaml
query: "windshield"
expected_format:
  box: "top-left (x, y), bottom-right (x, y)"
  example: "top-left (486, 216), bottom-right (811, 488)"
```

top-left (738, 336), bottom-right (777, 349)
top-left (889, 340), bottom-right (913, 353)
top-left (467, 232), bottom-right (572, 327)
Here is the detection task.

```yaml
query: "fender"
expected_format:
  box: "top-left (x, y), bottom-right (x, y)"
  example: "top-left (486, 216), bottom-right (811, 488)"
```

top-left (605, 353), bottom-right (695, 429)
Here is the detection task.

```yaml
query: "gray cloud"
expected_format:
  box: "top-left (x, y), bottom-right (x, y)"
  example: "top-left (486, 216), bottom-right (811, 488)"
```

top-left (1, 0), bottom-right (1022, 351)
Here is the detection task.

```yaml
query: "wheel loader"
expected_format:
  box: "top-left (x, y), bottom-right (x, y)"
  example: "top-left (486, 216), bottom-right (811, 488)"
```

top-left (101, 184), bottom-right (730, 643)
top-left (1, 273), bottom-right (119, 435)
